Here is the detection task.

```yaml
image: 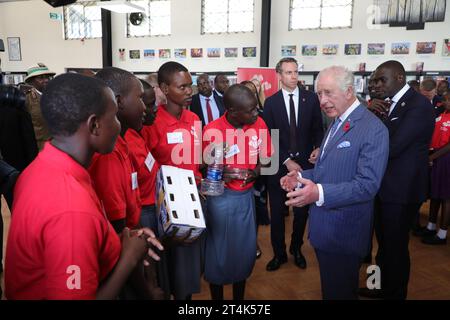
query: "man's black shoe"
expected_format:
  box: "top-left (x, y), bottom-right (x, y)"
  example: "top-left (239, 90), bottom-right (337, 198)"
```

top-left (422, 235), bottom-right (447, 245)
top-left (293, 251), bottom-right (307, 269)
top-left (358, 287), bottom-right (384, 299)
top-left (266, 256), bottom-right (287, 271)
top-left (413, 227), bottom-right (436, 238)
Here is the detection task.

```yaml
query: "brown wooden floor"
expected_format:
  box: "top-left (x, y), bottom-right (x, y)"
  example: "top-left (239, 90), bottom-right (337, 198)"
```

top-left (2, 198), bottom-right (450, 300)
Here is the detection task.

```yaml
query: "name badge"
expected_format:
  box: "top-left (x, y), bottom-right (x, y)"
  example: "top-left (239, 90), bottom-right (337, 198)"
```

top-left (167, 132), bottom-right (183, 144)
top-left (225, 144), bottom-right (240, 159)
top-left (131, 172), bottom-right (138, 190)
top-left (145, 152), bottom-right (155, 172)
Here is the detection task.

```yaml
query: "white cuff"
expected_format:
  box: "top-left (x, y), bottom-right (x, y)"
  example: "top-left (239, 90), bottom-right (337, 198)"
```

top-left (283, 157), bottom-right (291, 165)
top-left (315, 183), bottom-right (324, 206)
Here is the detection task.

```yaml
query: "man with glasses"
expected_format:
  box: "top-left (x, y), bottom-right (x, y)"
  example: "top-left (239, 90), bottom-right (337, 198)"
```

top-left (21, 63), bottom-right (55, 150)
top-left (263, 57), bottom-right (324, 271)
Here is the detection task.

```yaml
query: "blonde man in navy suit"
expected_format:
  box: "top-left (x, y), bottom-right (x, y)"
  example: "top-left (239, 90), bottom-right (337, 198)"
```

top-left (281, 66), bottom-right (389, 300)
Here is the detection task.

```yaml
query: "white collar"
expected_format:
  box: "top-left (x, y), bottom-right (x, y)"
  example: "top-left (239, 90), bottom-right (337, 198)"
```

top-left (391, 83), bottom-right (410, 104)
top-left (282, 86), bottom-right (299, 97)
top-left (338, 98), bottom-right (360, 123)
top-left (200, 93), bottom-right (214, 100)
top-left (214, 89), bottom-right (223, 97)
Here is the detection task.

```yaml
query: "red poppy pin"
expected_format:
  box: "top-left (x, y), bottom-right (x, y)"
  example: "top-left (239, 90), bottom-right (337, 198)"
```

top-left (436, 102), bottom-right (443, 107)
top-left (343, 121), bottom-right (351, 132)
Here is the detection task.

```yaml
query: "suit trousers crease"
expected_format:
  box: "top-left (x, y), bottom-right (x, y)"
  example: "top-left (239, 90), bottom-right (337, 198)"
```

top-left (374, 198), bottom-right (420, 299)
top-left (268, 181), bottom-right (308, 258)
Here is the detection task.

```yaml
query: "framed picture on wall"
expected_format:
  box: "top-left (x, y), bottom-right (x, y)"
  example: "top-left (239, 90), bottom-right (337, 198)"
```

top-left (7, 37), bottom-right (21, 61)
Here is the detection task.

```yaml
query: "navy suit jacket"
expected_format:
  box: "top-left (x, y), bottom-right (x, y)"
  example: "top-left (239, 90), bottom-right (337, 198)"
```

top-left (263, 89), bottom-right (323, 182)
top-left (378, 87), bottom-right (435, 204)
top-left (189, 93), bottom-right (225, 127)
top-left (302, 104), bottom-right (389, 257)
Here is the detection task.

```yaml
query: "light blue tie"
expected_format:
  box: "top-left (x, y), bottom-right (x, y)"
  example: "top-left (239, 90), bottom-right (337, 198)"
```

top-left (323, 118), bottom-right (341, 154)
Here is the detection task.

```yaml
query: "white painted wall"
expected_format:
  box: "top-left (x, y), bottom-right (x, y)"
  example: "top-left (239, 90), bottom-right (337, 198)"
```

top-left (0, 0), bottom-right (102, 74)
top-left (0, 0), bottom-right (449, 75)
top-left (270, 0), bottom-right (450, 72)
top-left (112, 0), bottom-right (261, 72)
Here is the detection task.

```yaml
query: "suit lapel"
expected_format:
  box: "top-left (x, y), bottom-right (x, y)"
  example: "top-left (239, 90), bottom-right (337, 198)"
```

top-left (319, 104), bottom-right (364, 163)
top-left (277, 91), bottom-right (290, 127)
top-left (388, 87), bottom-right (414, 120)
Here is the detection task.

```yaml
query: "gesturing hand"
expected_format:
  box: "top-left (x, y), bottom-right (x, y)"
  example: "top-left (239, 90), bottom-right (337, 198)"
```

top-left (285, 177), bottom-right (319, 207)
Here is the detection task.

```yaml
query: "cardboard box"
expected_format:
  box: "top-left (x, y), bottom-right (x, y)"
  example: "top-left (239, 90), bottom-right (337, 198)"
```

top-left (155, 165), bottom-right (206, 242)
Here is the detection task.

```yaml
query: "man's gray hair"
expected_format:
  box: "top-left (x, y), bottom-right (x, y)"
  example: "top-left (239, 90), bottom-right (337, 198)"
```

top-left (315, 66), bottom-right (355, 95)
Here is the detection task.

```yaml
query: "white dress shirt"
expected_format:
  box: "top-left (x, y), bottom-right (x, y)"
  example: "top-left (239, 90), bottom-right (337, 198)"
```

top-left (315, 98), bottom-right (361, 206)
top-left (282, 86), bottom-right (300, 125)
top-left (200, 93), bottom-right (220, 125)
top-left (388, 83), bottom-right (410, 116)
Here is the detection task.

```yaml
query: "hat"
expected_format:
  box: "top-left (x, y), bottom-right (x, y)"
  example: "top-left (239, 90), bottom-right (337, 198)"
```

top-left (25, 63), bottom-right (56, 82)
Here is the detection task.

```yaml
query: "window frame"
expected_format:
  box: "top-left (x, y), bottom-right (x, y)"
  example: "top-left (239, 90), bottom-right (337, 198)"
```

top-left (288, 0), bottom-right (354, 31)
top-left (201, 0), bottom-right (255, 35)
top-left (126, 0), bottom-right (171, 38)
top-left (63, 1), bottom-right (102, 40)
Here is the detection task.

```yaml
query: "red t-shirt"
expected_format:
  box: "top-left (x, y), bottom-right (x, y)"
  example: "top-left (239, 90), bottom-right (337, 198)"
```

top-left (203, 114), bottom-right (273, 191)
top-left (125, 128), bottom-right (159, 206)
top-left (89, 135), bottom-right (141, 229)
top-left (5, 143), bottom-right (121, 300)
top-left (431, 112), bottom-right (450, 149)
top-left (142, 106), bottom-right (202, 183)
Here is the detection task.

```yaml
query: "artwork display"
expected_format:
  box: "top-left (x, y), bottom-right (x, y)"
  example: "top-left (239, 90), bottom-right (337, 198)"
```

top-left (322, 44), bottom-right (338, 55)
top-left (302, 45), bottom-right (317, 56)
top-left (367, 43), bottom-right (385, 55)
top-left (281, 45), bottom-right (297, 57)
top-left (391, 42), bottom-right (410, 54)
top-left (174, 48), bottom-right (187, 59)
top-left (345, 44), bottom-right (362, 55)
top-left (143, 49), bottom-right (155, 60)
top-left (191, 48), bottom-right (203, 58)
top-left (416, 42), bottom-right (436, 54)
top-left (224, 47), bottom-right (238, 58)
top-left (159, 49), bottom-right (171, 59)
top-left (207, 48), bottom-right (221, 58)
top-left (243, 47), bottom-right (257, 57)
top-left (129, 49), bottom-right (140, 59)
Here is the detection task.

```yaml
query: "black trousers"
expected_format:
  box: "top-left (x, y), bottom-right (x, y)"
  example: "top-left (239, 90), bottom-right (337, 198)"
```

top-left (268, 182), bottom-right (308, 259)
top-left (315, 249), bottom-right (361, 300)
top-left (374, 198), bottom-right (420, 300)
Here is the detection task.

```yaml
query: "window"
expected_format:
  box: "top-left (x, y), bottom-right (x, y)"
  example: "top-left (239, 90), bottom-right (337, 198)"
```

top-left (201, 0), bottom-right (254, 34)
top-left (289, 0), bottom-right (353, 30)
top-left (127, 0), bottom-right (171, 37)
top-left (63, 1), bottom-right (102, 40)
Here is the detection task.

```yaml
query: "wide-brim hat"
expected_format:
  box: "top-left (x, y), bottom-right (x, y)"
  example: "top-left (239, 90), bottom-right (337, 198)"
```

top-left (25, 63), bottom-right (56, 82)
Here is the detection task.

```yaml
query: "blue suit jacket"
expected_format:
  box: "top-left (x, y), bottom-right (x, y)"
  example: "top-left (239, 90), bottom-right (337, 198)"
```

top-left (263, 89), bottom-right (323, 182)
top-left (302, 104), bottom-right (389, 257)
top-left (189, 93), bottom-right (225, 127)
top-left (378, 88), bottom-right (435, 204)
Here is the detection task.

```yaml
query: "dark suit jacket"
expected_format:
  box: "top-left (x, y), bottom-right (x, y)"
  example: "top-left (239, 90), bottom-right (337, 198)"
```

top-left (189, 93), bottom-right (225, 127)
top-left (378, 87), bottom-right (435, 204)
top-left (263, 89), bottom-right (324, 182)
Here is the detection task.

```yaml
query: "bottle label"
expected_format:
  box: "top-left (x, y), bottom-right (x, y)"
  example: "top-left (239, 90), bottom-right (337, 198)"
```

top-left (207, 168), bottom-right (223, 181)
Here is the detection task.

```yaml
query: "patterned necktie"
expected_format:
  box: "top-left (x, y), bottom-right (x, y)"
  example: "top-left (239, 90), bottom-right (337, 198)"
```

top-left (206, 98), bottom-right (213, 124)
top-left (323, 118), bottom-right (341, 153)
top-left (289, 93), bottom-right (297, 156)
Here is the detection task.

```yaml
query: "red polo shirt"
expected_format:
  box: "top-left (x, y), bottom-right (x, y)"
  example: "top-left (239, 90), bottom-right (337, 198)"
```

top-left (125, 128), bottom-right (159, 206)
top-left (142, 106), bottom-right (202, 182)
top-left (89, 135), bottom-right (141, 229)
top-left (203, 114), bottom-right (272, 191)
top-left (431, 112), bottom-right (450, 149)
top-left (5, 142), bottom-right (121, 300)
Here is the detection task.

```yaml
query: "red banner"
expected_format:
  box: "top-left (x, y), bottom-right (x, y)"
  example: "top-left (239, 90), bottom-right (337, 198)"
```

top-left (237, 67), bottom-right (279, 99)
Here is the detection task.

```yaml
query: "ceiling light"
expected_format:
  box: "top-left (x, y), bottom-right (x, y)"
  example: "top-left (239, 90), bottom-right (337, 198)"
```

top-left (96, 1), bottom-right (145, 14)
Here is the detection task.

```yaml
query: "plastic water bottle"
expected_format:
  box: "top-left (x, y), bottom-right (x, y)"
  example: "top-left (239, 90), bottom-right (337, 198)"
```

top-left (201, 143), bottom-right (225, 196)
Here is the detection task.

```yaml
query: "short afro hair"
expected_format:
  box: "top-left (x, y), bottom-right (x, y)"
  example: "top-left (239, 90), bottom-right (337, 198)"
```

top-left (223, 84), bottom-right (256, 110)
top-left (139, 78), bottom-right (152, 90)
top-left (95, 67), bottom-right (136, 96)
top-left (41, 73), bottom-right (110, 136)
top-left (157, 61), bottom-right (189, 86)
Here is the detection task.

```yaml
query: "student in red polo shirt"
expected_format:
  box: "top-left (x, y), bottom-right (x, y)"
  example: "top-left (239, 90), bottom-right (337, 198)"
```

top-left (142, 61), bottom-right (203, 300)
top-left (90, 67), bottom-right (146, 233)
top-left (125, 80), bottom-right (170, 299)
top-left (5, 73), bottom-right (163, 300)
top-left (202, 84), bottom-right (272, 300)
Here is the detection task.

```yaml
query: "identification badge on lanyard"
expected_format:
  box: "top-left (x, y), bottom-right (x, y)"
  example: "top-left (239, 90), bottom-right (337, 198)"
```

top-left (131, 172), bottom-right (138, 190)
top-left (225, 144), bottom-right (240, 159)
top-left (167, 132), bottom-right (183, 144)
top-left (145, 152), bottom-right (155, 172)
